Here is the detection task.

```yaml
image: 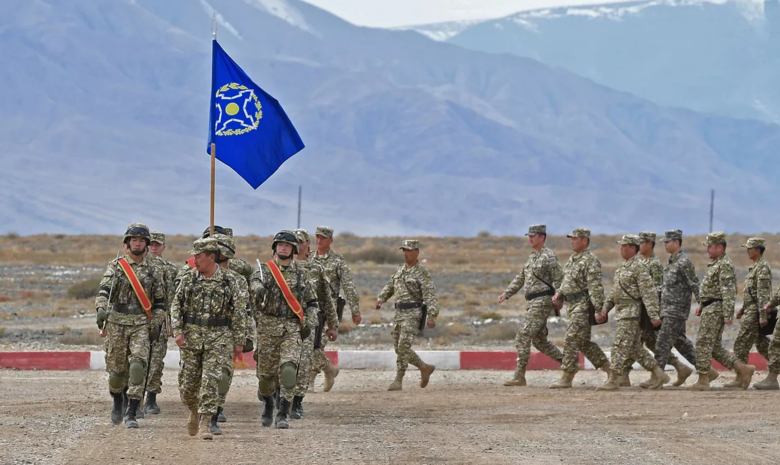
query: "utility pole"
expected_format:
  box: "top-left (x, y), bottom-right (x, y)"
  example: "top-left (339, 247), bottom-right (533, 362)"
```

top-left (297, 185), bottom-right (302, 229)
top-left (709, 189), bottom-right (714, 232)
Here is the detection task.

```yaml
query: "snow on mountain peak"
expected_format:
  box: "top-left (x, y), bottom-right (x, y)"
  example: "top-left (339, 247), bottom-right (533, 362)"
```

top-left (241, 0), bottom-right (320, 36)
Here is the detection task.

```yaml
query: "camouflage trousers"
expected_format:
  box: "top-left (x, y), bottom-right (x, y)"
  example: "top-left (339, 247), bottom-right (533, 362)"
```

top-left (146, 313), bottom-right (168, 394)
top-left (611, 318), bottom-right (658, 374)
top-left (515, 301), bottom-right (562, 370)
top-left (695, 307), bottom-right (737, 374)
top-left (393, 309), bottom-right (423, 374)
top-left (654, 316), bottom-right (697, 369)
top-left (733, 311), bottom-right (770, 363)
top-left (312, 336), bottom-right (331, 376)
top-left (561, 308), bottom-right (608, 373)
top-left (178, 339), bottom-right (232, 416)
top-left (294, 311), bottom-right (319, 397)
top-left (767, 322), bottom-right (780, 373)
top-left (624, 327), bottom-right (678, 374)
top-left (218, 311), bottom-right (257, 406)
top-left (255, 314), bottom-right (303, 402)
top-left (104, 322), bottom-right (149, 400)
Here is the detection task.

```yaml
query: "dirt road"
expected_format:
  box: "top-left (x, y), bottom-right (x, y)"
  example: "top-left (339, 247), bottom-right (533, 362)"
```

top-left (1, 369), bottom-right (779, 464)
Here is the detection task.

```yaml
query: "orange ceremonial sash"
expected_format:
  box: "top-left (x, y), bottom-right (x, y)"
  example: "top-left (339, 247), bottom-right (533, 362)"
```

top-left (118, 258), bottom-right (153, 319)
top-left (266, 261), bottom-right (304, 323)
top-left (186, 257), bottom-right (196, 268)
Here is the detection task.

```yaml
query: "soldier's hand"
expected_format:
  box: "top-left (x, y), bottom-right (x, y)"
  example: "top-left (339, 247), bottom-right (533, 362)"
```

top-left (724, 318), bottom-right (733, 326)
top-left (552, 293), bottom-right (562, 305)
top-left (352, 314), bottom-right (362, 325)
top-left (375, 300), bottom-right (383, 309)
top-left (760, 319), bottom-right (768, 328)
top-left (764, 303), bottom-right (773, 312)
top-left (149, 324), bottom-right (160, 343)
top-left (326, 327), bottom-right (338, 342)
top-left (96, 309), bottom-right (108, 330)
top-left (736, 310), bottom-right (744, 319)
top-left (497, 294), bottom-right (507, 304)
top-left (695, 307), bottom-right (702, 317)
top-left (175, 334), bottom-right (186, 347)
top-left (652, 319), bottom-right (662, 327)
top-left (300, 324), bottom-right (311, 340)
top-left (427, 320), bottom-right (435, 329)
top-left (233, 345), bottom-right (243, 358)
top-left (595, 313), bottom-right (606, 324)
top-left (553, 299), bottom-right (563, 311)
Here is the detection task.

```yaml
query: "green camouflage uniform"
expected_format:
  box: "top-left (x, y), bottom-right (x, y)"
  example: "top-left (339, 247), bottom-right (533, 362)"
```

top-left (764, 281), bottom-right (780, 374)
top-left (217, 256), bottom-right (254, 407)
top-left (145, 252), bottom-right (178, 395)
top-left (95, 254), bottom-right (166, 400)
top-left (733, 241), bottom-right (772, 363)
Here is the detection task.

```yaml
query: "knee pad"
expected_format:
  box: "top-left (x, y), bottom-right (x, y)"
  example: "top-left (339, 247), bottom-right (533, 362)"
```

top-left (258, 375), bottom-right (276, 396)
top-left (218, 367), bottom-right (231, 395)
top-left (129, 359), bottom-right (146, 385)
top-left (109, 371), bottom-right (127, 390)
top-left (280, 362), bottom-right (297, 389)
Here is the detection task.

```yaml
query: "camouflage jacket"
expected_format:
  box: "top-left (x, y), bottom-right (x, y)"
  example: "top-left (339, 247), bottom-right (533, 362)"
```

top-left (250, 259), bottom-right (318, 323)
top-left (558, 249), bottom-right (604, 312)
top-left (170, 266), bottom-right (247, 347)
top-left (503, 246), bottom-right (563, 302)
top-left (742, 257), bottom-right (772, 320)
top-left (299, 258), bottom-right (338, 329)
top-left (661, 251), bottom-right (699, 319)
top-left (640, 254), bottom-right (663, 289)
top-left (228, 258), bottom-right (253, 287)
top-left (147, 254), bottom-right (179, 310)
top-left (95, 254), bottom-right (166, 326)
top-left (378, 262), bottom-right (439, 322)
top-left (311, 250), bottom-right (360, 317)
top-left (605, 255), bottom-right (661, 320)
top-left (699, 253), bottom-right (737, 320)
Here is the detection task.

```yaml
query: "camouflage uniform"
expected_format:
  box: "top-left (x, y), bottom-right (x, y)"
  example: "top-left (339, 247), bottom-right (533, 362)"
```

top-left (557, 229), bottom-right (609, 374)
top-left (171, 239), bottom-right (247, 417)
top-left (733, 238), bottom-right (771, 363)
top-left (763, 282), bottom-right (780, 376)
top-left (654, 230), bottom-right (699, 369)
top-left (502, 225), bottom-right (563, 381)
top-left (378, 240), bottom-right (439, 387)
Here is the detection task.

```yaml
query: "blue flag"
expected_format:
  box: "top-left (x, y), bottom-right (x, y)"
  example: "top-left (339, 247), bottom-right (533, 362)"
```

top-left (208, 40), bottom-right (304, 189)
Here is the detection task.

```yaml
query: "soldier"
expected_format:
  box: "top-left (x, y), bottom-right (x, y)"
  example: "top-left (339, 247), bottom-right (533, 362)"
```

top-left (756, 246), bottom-right (780, 389)
top-left (595, 235), bottom-right (668, 390)
top-left (142, 231), bottom-right (179, 415)
top-left (622, 232), bottom-right (686, 388)
top-left (726, 238), bottom-right (772, 388)
top-left (549, 228), bottom-right (611, 389)
top-left (95, 223), bottom-right (166, 428)
top-left (497, 224), bottom-right (563, 387)
top-left (251, 231), bottom-right (318, 429)
top-left (688, 232), bottom-right (755, 391)
top-left (311, 226), bottom-right (361, 392)
top-left (376, 240), bottom-right (438, 391)
top-left (171, 237), bottom-right (246, 440)
top-left (653, 230), bottom-right (704, 387)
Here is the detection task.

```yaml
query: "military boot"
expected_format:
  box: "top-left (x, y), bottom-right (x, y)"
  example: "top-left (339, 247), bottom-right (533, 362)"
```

top-left (596, 371), bottom-right (619, 391)
top-left (260, 396), bottom-right (275, 427)
top-left (723, 369), bottom-right (743, 388)
top-left (110, 391), bottom-right (124, 425)
top-left (708, 370), bottom-right (720, 382)
top-left (503, 367), bottom-right (526, 387)
top-left (217, 407), bottom-right (226, 423)
top-left (639, 370), bottom-right (656, 389)
top-left (388, 371), bottom-right (404, 391)
top-left (734, 361), bottom-right (756, 390)
top-left (687, 373), bottom-right (711, 391)
top-left (618, 372), bottom-right (632, 387)
top-left (199, 415), bottom-right (213, 440)
top-left (670, 361), bottom-right (693, 387)
top-left (187, 406), bottom-right (199, 436)
top-left (210, 413), bottom-right (222, 436)
top-left (549, 371), bottom-right (575, 389)
top-left (753, 371), bottom-right (780, 390)
top-left (275, 398), bottom-right (291, 429)
top-left (419, 362), bottom-right (436, 388)
top-left (323, 363), bottom-right (339, 393)
top-left (646, 366), bottom-right (670, 390)
top-left (290, 396), bottom-right (303, 420)
top-left (143, 391), bottom-right (160, 415)
top-left (124, 399), bottom-right (140, 429)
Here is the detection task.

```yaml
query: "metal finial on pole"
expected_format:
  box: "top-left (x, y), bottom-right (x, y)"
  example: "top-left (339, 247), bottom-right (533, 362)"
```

top-left (297, 185), bottom-right (302, 229)
top-left (211, 12), bottom-right (218, 40)
top-left (709, 189), bottom-right (715, 233)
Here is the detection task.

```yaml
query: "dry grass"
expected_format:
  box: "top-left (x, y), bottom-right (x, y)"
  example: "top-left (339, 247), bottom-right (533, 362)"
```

top-left (477, 324), bottom-right (517, 342)
top-left (338, 321), bottom-right (355, 334)
top-left (478, 311), bottom-right (503, 321)
top-left (57, 331), bottom-right (102, 346)
top-left (368, 312), bottom-right (384, 325)
top-left (343, 247), bottom-right (399, 265)
top-left (67, 276), bottom-right (102, 299)
top-left (0, 327), bottom-right (6, 337)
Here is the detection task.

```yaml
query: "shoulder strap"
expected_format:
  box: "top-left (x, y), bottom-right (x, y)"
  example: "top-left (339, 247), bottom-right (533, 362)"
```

top-left (266, 261), bottom-right (304, 323)
top-left (530, 254), bottom-right (555, 292)
top-left (117, 258), bottom-right (152, 319)
top-left (615, 265), bottom-right (641, 301)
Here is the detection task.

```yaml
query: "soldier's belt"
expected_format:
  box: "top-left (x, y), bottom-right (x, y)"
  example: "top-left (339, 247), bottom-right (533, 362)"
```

top-left (182, 314), bottom-right (231, 327)
top-left (701, 298), bottom-right (723, 308)
top-left (394, 301), bottom-right (422, 310)
top-left (616, 298), bottom-right (641, 305)
top-left (525, 290), bottom-right (555, 301)
top-left (112, 304), bottom-right (147, 315)
top-left (563, 291), bottom-right (588, 302)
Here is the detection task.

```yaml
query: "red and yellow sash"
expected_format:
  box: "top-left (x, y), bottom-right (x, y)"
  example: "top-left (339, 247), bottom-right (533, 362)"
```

top-left (266, 261), bottom-right (304, 323)
top-left (118, 258), bottom-right (152, 319)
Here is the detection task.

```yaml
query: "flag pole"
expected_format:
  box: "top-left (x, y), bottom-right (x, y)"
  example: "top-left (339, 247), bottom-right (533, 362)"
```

top-left (210, 142), bottom-right (216, 237)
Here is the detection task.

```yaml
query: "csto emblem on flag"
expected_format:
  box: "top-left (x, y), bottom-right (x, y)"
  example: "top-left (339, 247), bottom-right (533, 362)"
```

top-left (214, 82), bottom-right (263, 136)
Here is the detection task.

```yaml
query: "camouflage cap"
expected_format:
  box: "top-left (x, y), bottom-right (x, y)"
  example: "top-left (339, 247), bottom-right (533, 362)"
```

top-left (212, 233), bottom-right (235, 259)
top-left (617, 234), bottom-right (640, 246)
top-left (224, 228), bottom-right (233, 238)
top-left (566, 228), bottom-right (590, 238)
top-left (703, 231), bottom-right (727, 246)
top-left (662, 229), bottom-right (683, 242)
top-left (315, 226), bottom-right (333, 238)
top-left (638, 231), bottom-right (656, 243)
top-left (742, 237), bottom-right (765, 249)
top-left (400, 240), bottom-right (421, 250)
top-left (150, 231), bottom-right (165, 245)
top-left (293, 228), bottom-right (310, 243)
top-left (189, 237), bottom-right (220, 255)
top-left (525, 224), bottom-right (546, 236)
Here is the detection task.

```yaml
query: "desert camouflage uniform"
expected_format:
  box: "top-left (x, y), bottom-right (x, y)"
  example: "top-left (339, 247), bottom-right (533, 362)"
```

top-left (695, 252), bottom-right (738, 375)
top-left (145, 253), bottom-right (178, 395)
top-left (378, 262), bottom-right (439, 376)
top-left (172, 265), bottom-right (247, 416)
top-left (654, 246), bottom-right (699, 368)
top-left (95, 255), bottom-right (166, 400)
top-left (503, 245), bottom-right (563, 372)
top-left (733, 256), bottom-right (771, 363)
top-left (764, 283), bottom-right (780, 374)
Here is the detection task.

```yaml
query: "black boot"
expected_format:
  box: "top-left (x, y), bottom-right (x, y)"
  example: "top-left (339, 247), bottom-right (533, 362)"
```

top-left (121, 387), bottom-right (129, 417)
top-left (290, 396), bottom-right (303, 420)
top-left (210, 413), bottom-right (222, 435)
top-left (110, 391), bottom-right (123, 425)
top-left (217, 406), bottom-right (226, 423)
top-left (261, 396), bottom-right (275, 427)
top-left (275, 398), bottom-right (290, 429)
top-left (143, 391), bottom-right (160, 415)
top-left (125, 399), bottom-right (140, 429)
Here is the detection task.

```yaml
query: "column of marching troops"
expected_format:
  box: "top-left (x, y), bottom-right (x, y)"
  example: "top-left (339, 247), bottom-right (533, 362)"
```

top-left (95, 222), bottom-right (780, 440)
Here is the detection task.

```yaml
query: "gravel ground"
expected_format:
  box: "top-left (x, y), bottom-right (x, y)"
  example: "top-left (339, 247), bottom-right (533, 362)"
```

top-left (1, 369), bottom-right (778, 464)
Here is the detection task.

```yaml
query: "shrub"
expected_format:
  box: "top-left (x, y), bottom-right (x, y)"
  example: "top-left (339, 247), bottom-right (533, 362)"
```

top-left (344, 247), bottom-right (398, 264)
top-left (0, 327), bottom-right (6, 337)
top-left (4, 232), bottom-right (19, 239)
top-left (477, 324), bottom-right (516, 342)
top-left (57, 331), bottom-right (102, 345)
top-left (479, 311), bottom-right (504, 321)
top-left (338, 321), bottom-right (355, 334)
top-left (477, 231), bottom-right (491, 238)
top-left (67, 276), bottom-right (102, 299)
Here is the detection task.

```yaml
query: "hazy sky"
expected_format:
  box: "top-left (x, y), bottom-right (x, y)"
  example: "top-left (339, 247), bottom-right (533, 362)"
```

top-left (300, 0), bottom-right (644, 27)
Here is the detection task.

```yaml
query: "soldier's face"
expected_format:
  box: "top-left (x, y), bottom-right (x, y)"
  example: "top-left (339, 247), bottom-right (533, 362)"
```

top-left (747, 248), bottom-right (761, 261)
top-left (277, 242), bottom-right (294, 258)
top-left (194, 251), bottom-right (215, 271)
top-left (664, 240), bottom-right (680, 254)
top-left (528, 234), bottom-right (543, 249)
top-left (620, 244), bottom-right (637, 260)
top-left (707, 243), bottom-right (724, 259)
top-left (571, 237), bottom-right (587, 252)
top-left (316, 235), bottom-right (333, 250)
top-left (298, 241), bottom-right (310, 258)
top-left (149, 242), bottom-right (165, 257)
top-left (639, 241), bottom-right (653, 255)
top-left (128, 237), bottom-right (147, 255)
top-left (403, 249), bottom-right (419, 262)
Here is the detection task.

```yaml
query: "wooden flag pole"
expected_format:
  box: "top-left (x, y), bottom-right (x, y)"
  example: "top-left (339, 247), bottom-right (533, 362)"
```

top-left (210, 142), bottom-right (216, 237)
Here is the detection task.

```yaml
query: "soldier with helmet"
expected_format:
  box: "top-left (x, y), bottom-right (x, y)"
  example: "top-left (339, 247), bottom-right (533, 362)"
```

top-left (251, 230), bottom-right (318, 429)
top-left (94, 223), bottom-right (166, 428)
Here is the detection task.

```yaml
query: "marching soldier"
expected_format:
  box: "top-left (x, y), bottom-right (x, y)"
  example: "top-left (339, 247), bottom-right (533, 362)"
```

top-left (757, 243), bottom-right (780, 389)
top-left (595, 235), bottom-right (668, 390)
top-left (688, 232), bottom-right (755, 391)
top-left (550, 228), bottom-right (611, 389)
top-left (376, 240), bottom-right (438, 391)
top-left (95, 223), bottom-right (166, 428)
top-left (171, 237), bottom-right (246, 440)
top-left (311, 226), bottom-right (361, 391)
top-left (251, 231), bottom-right (318, 429)
top-left (497, 225), bottom-right (563, 387)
